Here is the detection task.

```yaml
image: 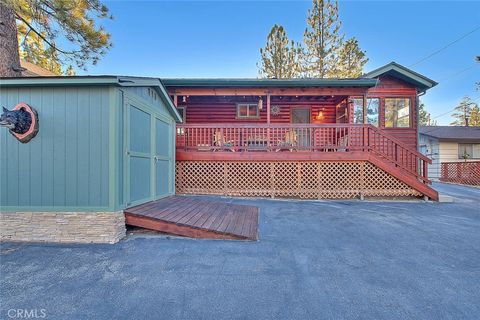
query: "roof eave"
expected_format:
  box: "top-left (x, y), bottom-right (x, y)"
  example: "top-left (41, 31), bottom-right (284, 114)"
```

top-left (364, 62), bottom-right (438, 92)
top-left (162, 78), bottom-right (378, 88)
top-left (0, 76), bottom-right (182, 123)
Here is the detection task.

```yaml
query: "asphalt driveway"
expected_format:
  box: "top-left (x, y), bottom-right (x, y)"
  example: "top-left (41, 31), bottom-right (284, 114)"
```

top-left (1, 182), bottom-right (479, 320)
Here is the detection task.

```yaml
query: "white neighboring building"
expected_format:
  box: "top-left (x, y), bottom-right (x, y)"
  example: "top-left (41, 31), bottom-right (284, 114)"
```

top-left (419, 126), bottom-right (480, 179)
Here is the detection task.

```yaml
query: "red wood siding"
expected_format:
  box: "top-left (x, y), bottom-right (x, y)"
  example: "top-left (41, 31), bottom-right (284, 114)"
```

top-left (367, 75), bottom-right (418, 150)
top-left (181, 103), bottom-right (338, 124)
top-left (172, 75), bottom-right (420, 150)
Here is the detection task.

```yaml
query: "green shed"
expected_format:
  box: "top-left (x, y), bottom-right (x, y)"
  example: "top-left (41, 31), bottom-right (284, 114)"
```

top-left (0, 76), bottom-right (181, 243)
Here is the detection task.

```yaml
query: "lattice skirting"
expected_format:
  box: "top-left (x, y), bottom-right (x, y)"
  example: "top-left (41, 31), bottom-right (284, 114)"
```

top-left (175, 161), bottom-right (422, 199)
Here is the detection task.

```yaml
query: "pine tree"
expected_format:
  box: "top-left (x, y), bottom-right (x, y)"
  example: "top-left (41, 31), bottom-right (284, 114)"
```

top-left (335, 38), bottom-right (368, 78)
top-left (470, 105), bottom-right (480, 126)
top-left (65, 65), bottom-right (76, 76)
top-left (302, 0), bottom-right (344, 78)
top-left (18, 21), bottom-right (63, 75)
top-left (258, 25), bottom-right (301, 78)
top-left (419, 102), bottom-right (431, 126)
top-left (0, 0), bottom-right (112, 76)
top-left (450, 96), bottom-right (478, 126)
top-left (0, 1), bottom-right (22, 76)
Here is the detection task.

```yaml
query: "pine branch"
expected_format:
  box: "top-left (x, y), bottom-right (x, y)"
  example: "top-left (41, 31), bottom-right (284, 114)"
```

top-left (15, 13), bottom-right (81, 55)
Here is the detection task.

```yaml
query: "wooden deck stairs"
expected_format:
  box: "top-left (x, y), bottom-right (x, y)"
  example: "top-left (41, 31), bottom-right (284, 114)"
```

top-left (124, 196), bottom-right (258, 240)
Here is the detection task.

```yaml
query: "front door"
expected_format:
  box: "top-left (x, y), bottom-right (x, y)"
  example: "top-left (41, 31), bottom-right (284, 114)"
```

top-left (291, 107), bottom-right (311, 149)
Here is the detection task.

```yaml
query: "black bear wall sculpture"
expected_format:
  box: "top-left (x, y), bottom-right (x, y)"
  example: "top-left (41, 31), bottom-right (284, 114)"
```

top-left (0, 104), bottom-right (39, 143)
top-left (0, 106), bottom-right (32, 134)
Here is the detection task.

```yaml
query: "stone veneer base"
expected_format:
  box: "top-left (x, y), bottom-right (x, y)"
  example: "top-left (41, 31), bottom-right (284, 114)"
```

top-left (0, 211), bottom-right (126, 244)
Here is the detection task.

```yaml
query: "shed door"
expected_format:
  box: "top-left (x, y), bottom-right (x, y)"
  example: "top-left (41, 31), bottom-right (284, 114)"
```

top-left (154, 116), bottom-right (172, 199)
top-left (125, 97), bottom-right (174, 207)
top-left (126, 101), bottom-right (153, 206)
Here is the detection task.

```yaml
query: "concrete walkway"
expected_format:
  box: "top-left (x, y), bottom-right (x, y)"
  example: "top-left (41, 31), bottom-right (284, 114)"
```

top-left (1, 184), bottom-right (479, 319)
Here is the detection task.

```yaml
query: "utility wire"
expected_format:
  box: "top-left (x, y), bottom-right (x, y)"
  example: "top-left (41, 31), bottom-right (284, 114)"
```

top-left (410, 25), bottom-right (480, 67)
top-left (429, 96), bottom-right (480, 120)
top-left (438, 64), bottom-right (477, 83)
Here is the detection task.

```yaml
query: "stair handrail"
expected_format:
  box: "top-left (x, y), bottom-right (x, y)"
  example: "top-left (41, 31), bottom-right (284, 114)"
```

top-left (366, 125), bottom-right (431, 163)
top-left (364, 125), bottom-right (431, 183)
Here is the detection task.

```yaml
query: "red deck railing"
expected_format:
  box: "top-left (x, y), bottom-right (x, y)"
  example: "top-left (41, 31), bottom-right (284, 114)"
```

top-left (176, 123), bottom-right (432, 184)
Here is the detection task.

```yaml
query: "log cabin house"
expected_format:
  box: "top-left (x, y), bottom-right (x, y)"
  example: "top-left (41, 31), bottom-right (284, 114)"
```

top-left (164, 62), bottom-right (439, 200)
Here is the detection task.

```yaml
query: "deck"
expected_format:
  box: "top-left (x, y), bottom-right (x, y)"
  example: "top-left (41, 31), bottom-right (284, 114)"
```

top-left (124, 196), bottom-right (258, 240)
top-left (174, 123), bottom-right (438, 201)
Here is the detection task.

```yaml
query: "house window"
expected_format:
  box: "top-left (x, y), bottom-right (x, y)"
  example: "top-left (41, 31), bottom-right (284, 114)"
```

top-left (352, 98), bottom-right (379, 126)
top-left (236, 104), bottom-right (259, 119)
top-left (458, 143), bottom-right (480, 159)
top-left (177, 106), bottom-right (186, 123)
top-left (367, 98), bottom-right (379, 126)
top-left (385, 98), bottom-right (410, 128)
top-left (176, 106), bottom-right (186, 135)
top-left (352, 98), bottom-right (363, 124)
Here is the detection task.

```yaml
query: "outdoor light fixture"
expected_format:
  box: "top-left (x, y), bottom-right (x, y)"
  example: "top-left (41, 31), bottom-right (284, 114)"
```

top-left (182, 96), bottom-right (187, 103)
top-left (316, 108), bottom-right (325, 120)
top-left (258, 97), bottom-right (263, 110)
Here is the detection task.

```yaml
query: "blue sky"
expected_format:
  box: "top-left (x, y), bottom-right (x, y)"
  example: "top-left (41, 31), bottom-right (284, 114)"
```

top-left (83, 1), bottom-right (480, 125)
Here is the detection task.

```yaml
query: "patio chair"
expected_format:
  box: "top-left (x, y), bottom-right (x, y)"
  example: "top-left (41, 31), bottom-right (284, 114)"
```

top-left (276, 130), bottom-right (297, 152)
top-left (213, 130), bottom-right (236, 152)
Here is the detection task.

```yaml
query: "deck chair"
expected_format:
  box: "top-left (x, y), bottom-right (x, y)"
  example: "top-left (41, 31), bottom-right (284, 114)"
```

top-left (276, 130), bottom-right (297, 152)
top-left (213, 130), bottom-right (235, 152)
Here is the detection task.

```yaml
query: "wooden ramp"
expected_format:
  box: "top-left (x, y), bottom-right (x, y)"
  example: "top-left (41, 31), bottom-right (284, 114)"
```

top-left (124, 196), bottom-right (258, 240)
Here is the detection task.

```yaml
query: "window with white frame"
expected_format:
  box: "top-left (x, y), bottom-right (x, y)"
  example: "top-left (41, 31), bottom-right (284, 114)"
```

top-left (458, 143), bottom-right (480, 159)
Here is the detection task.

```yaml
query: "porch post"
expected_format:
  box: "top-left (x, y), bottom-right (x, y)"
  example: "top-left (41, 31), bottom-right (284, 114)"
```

top-left (363, 94), bottom-right (367, 124)
top-left (173, 93), bottom-right (178, 107)
top-left (363, 94), bottom-right (368, 151)
top-left (266, 93), bottom-right (271, 124)
top-left (267, 93), bottom-right (271, 149)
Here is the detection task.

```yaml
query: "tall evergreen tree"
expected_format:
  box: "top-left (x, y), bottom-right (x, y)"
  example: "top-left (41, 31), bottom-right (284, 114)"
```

top-left (418, 102), bottom-right (436, 126)
top-left (302, 0), bottom-right (367, 78)
top-left (0, 0), bottom-right (112, 76)
top-left (450, 96), bottom-right (478, 126)
top-left (65, 65), bottom-right (76, 76)
top-left (18, 21), bottom-right (63, 75)
top-left (303, 0), bottom-right (343, 78)
top-left (470, 105), bottom-right (480, 126)
top-left (335, 38), bottom-right (368, 78)
top-left (258, 25), bottom-right (301, 78)
top-left (0, 1), bottom-right (22, 76)
top-left (18, 20), bottom-right (76, 75)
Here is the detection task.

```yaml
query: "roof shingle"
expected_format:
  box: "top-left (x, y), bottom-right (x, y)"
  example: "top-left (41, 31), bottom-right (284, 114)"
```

top-left (419, 126), bottom-right (480, 142)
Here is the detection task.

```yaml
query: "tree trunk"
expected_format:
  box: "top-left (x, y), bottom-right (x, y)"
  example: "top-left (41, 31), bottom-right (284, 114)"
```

top-left (0, 2), bottom-right (21, 77)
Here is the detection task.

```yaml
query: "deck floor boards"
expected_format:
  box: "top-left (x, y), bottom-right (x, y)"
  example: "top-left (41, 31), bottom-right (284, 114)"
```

top-left (124, 196), bottom-right (258, 240)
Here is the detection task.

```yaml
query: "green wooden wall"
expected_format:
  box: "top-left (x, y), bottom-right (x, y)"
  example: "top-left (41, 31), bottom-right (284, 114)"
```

top-left (0, 83), bottom-right (177, 212)
top-left (0, 87), bottom-right (111, 211)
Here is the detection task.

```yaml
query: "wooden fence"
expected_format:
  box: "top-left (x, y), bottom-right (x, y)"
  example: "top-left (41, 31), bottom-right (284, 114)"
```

top-left (440, 161), bottom-right (480, 186)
